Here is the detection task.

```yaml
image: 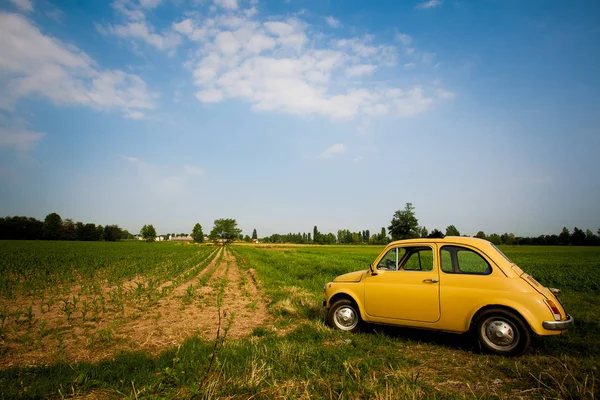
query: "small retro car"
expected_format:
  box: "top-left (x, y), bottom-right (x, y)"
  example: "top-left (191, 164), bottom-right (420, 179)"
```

top-left (323, 237), bottom-right (573, 355)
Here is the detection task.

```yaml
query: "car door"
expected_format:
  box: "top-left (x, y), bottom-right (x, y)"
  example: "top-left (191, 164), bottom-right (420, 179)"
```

top-left (364, 244), bottom-right (440, 322)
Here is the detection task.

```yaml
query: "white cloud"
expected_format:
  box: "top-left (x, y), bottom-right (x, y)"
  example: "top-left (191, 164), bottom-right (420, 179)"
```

top-left (125, 110), bottom-right (145, 119)
top-left (395, 33), bottom-right (412, 46)
top-left (213, 0), bottom-right (238, 10)
top-left (184, 164), bottom-right (206, 176)
top-left (325, 16), bottom-right (341, 28)
top-left (196, 89), bottom-right (224, 103)
top-left (416, 0), bottom-right (442, 9)
top-left (172, 18), bottom-right (208, 41)
top-left (404, 62), bottom-right (416, 68)
top-left (102, 20), bottom-right (181, 51)
top-left (352, 155), bottom-right (363, 164)
top-left (111, 0), bottom-right (162, 20)
top-left (345, 64), bottom-right (376, 77)
top-left (246, 33), bottom-right (276, 53)
top-left (174, 7), bottom-right (452, 119)
top-left (0, 12), bottom-right (155, 117)
top-left (215, 31), bottom-right (241, 54)
top-left (319, 143), bottom-right (347, 159)
top-left (121, 155), bottom-right (140, 163)
top-left (0, 127), bottom-right (45, 150)
top-left (9, 0), bottom-right (33, 12)
top-left (139, 0), bottom-right (161, 8)
top-left (436, 88), bottom-right (455, 99)
top-left (264, 21), bottom-right (295, 36)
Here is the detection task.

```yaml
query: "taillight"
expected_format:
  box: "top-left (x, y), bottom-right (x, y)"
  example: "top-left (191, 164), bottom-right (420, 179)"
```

top-left (544, 299), bottom-right (562, 321)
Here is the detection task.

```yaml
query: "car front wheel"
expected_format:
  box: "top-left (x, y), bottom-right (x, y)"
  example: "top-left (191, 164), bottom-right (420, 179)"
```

top-left (475, 309), bottom-right (531, 356)
top-left (328, 299), bottom-right (360, 332)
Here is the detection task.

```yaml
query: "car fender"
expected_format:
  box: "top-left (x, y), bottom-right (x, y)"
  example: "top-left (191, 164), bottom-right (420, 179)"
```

top-left (325, 283), bottom-right (367, 321)
top-left (467, 297), bottom-right (550, 335)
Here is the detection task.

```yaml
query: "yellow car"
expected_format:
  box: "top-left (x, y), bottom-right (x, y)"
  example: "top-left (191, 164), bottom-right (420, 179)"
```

top-left (323, 237), bottom-right (573, 356)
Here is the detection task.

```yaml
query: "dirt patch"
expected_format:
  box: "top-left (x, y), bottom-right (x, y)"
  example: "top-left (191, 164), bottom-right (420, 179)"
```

top-left (0, 247), bottom-right (270, 369)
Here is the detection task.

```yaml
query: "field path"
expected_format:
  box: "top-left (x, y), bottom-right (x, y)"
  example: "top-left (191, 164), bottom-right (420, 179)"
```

top-left (117, 247), bottom-right (270, 353)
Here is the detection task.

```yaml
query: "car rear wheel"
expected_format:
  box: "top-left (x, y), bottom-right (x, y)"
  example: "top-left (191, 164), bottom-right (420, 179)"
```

top-left (475, 308), bottom-right (531, 356)
top-left (328, 299), bottom-right (360, 332)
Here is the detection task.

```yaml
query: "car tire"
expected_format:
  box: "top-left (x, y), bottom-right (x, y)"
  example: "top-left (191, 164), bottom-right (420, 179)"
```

top-left (475, 308), bottom-right (531, 356)
top-left (328, 299), bottom-right (361, 332)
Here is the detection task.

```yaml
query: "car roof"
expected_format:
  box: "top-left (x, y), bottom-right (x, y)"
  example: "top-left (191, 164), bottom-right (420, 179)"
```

top-left (388, 236), bottom-right (491, 246)
top-left (385, 236), bottom-right (516, 276)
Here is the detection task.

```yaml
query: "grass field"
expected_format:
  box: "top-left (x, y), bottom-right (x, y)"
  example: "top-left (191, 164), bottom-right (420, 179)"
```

top-left (0, 241), bottom-right (598, 399)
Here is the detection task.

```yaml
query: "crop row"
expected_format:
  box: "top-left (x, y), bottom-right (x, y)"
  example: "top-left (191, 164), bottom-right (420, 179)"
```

top-left (0, 241), bottom-right (215, 299)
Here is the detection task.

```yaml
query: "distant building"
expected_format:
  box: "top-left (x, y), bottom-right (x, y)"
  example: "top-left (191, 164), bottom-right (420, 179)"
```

top-left (168, 235), bottom-right (192, 241)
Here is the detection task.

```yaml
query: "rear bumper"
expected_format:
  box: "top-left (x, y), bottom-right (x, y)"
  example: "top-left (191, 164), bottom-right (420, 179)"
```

top-left (543, 315), bottom-right (574, 330)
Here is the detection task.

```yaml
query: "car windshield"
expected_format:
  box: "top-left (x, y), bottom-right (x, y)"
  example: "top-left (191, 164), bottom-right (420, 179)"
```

top-left (491, 243), bottom-right (513, 264)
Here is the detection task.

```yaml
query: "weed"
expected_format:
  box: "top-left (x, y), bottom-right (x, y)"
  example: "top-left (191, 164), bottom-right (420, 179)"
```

top-left (0, 305), bottom-right (7, 330)
top-left (60, 298), bottom-right (75, 325)
top-left (81, 300), bottom-right (89, 321)
top-left (25, 305), bottom-right (34, 324)
top-left (182, 284), bottom-right (195, 304)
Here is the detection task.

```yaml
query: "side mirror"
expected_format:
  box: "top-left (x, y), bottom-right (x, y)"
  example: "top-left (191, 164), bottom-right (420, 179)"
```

top-left (369, 263), bottom-right (378, 275)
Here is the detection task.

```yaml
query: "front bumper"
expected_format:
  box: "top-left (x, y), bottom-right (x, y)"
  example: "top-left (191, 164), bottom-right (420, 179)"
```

top-left (543, 314), bottom-right (574, 330)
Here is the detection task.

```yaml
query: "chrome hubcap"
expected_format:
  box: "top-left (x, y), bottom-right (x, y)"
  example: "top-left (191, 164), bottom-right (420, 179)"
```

top-left (334, 306), bottom-right (358, 330)
top-left (481, 317), bottom-right (519, 351)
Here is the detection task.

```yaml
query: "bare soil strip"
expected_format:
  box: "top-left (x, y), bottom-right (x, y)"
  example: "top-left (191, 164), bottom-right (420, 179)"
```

top-left (0, 247), bottom-right (270, 369)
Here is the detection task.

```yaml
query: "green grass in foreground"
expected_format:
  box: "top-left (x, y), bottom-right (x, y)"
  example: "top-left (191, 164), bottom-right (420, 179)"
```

top-left (0, 243), bottom-right (598, 399)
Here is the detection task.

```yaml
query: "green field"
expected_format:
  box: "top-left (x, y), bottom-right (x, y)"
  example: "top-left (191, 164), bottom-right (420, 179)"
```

top-left (0, 241), bottom-right (598, 399)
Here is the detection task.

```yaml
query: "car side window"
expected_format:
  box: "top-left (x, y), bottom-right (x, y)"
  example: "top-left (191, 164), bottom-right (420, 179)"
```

top-left (401, 248), bottom-right (434, 271)
top-left (377, 247), bottom-right (407, 270)
top-left (440, 246), bottom-right (492, 275)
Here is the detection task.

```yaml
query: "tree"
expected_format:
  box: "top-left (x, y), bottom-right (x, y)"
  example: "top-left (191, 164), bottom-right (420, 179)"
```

top-left (313, 226), bottom-right (320, 244)
top-left (140, 224), bottom-right (157, 242)
top-left (475, 231), bottom-right (486, 239)
top-left (0, 216), bottom-right (43, 240)
top-left (488, 233), bottom-right (502, 245)
top-left (191, 223), bottom-right (204, 243)
top-left (61, 219), bottom-right (76, 240)
top-left (419, 226), bottom-right (429, 238)
top-left (252, 228), bottom-right (258, 240)
top-left (571, 227), bottom-right (586, 246)
top-left (585, 229), bottom-right (599, 246)
top-left (103, 225), bottom-right (122, 242)
top-left (209, 218), bottom-right (242, 243)
top-left (558, 227), bottom-right (570, 245)
top-left (75, 223), bottom-right (101, 241)
top-left (445, 225), bottom-right (460, 237)
top-left (388, 203), bottom-right (419, 240)
top-left (427, 229), bottom-right (445, 238)
top-left (372, 227), bottom-right (388, 244)
top-left (120, 229), bottom-right (134, 240)
top-left (43, 212), bottom-right (63, 240)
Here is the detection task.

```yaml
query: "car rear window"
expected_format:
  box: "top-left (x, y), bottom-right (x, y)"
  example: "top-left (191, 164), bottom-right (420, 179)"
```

top-left (441, 246), bottom-right (492, 275)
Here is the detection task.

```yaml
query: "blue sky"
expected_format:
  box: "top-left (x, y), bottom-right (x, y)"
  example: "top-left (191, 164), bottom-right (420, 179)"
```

top-left (0, 0), bottom-right (599, 238)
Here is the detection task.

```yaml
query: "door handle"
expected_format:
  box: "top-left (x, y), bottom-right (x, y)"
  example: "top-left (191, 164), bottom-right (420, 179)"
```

top-left (423, 279), bottom-right (439, 283)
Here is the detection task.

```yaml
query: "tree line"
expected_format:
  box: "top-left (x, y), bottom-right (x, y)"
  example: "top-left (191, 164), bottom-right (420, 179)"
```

top-left (0, 213), bottom-right (134, 241)
top-left (2, 209), bottom-right (599, 246)
top-left (386, 203), bottom-right (600, 246)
